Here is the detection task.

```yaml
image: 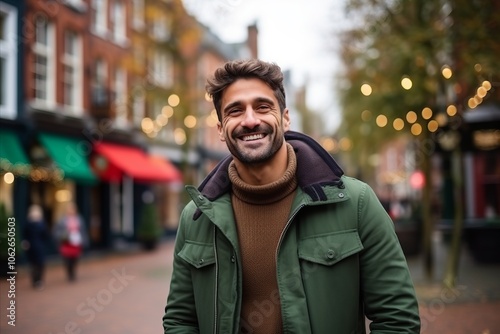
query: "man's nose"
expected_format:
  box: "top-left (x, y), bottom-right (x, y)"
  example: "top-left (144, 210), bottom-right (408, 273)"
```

top-left (241, 107), bottom-right (261, 128)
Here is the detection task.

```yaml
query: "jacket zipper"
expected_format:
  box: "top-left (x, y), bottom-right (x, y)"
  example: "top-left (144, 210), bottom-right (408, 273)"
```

top-left (276, 204), bottom-right (305, 259)
top-left (213, 225), bottom-right (218, 334)
top-left (275, 204), bottom-right (305, 270)
top-left (274, 204), bottom-right (305, 333)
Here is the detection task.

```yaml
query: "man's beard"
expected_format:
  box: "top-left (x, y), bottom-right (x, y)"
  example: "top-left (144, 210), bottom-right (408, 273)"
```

top-left (226, 124), bottom-right (284, 164)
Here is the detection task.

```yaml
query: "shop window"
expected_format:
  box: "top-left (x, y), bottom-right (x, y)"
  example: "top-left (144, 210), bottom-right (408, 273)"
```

top-left (482, 152), bottom-right (500, 219)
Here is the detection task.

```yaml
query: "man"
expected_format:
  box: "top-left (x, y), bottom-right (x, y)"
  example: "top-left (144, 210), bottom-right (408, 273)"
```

top-left (163, 59), bottom-right (421, 333)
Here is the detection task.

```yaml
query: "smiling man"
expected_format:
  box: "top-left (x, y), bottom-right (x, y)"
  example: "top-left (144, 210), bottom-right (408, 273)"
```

top-left (163, 59), bottom-right (421, 334)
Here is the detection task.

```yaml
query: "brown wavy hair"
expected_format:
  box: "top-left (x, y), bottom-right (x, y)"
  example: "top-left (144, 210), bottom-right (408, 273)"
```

top-left (206, 59), bottom-right (286, 121)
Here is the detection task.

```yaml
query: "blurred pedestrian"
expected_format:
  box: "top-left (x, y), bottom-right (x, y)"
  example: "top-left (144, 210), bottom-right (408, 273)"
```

top-left (22, 204), bottom-right (50, 289)
top-left (163, 59), bottom-right (421, 333)
top-left (54, 202), bottom-right (88, 282)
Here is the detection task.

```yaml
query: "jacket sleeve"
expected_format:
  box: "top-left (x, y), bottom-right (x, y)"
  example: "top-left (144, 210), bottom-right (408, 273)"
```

top-left (357, 182), bottom-right (421, 333)
top-left (163, 203), bottom-right (200, 333)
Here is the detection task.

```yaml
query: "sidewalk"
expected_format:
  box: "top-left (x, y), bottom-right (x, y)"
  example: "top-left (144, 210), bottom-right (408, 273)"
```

top-left (0, 240), bottom-right (175, 334)
top-left (408, 231), bottom-right (500, 334)
top-left (0, 233), bottom-right (499, 334)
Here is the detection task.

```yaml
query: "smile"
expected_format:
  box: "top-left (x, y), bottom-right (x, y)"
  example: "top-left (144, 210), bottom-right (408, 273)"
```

top-left (241, 134), bottom-right (265, 141)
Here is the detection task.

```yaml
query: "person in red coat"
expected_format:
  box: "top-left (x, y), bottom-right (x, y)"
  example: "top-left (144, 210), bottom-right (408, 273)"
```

top-left (53, 202), bottom-right (88, 282)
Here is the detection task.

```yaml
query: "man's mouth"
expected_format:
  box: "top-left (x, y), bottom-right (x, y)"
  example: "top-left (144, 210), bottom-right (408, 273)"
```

top-left (241, 133), bottom-right (265, 141)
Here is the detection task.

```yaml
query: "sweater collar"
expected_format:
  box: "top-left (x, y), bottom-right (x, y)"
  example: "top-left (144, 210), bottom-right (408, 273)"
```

top-left (229, 143), bottom-right (298, 205)
top-left (197, 131), bottom-right (344, 202)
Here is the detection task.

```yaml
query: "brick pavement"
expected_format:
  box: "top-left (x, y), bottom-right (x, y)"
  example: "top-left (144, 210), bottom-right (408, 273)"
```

top-left (408, 231), bottom-right (500, 334)
top-left (0, 240), bottom-right (175, 334)
top-left (1, 234), bottom-right (499, 334)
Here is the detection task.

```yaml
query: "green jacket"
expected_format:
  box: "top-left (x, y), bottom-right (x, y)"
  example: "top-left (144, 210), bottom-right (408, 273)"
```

top-left (163, 131), bottom-right (420, 333)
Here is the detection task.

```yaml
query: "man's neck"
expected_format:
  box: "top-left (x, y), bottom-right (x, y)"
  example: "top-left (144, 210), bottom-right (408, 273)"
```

top-left (232, 142), bottom-right (289, 186)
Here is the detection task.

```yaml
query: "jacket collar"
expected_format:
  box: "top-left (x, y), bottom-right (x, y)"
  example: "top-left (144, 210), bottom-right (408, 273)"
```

top-left (197, 131), bottom-right (344, 202)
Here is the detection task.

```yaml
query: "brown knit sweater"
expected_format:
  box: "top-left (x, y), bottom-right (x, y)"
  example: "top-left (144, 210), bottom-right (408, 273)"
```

top-left (228, 143), bottom-right (298, 334)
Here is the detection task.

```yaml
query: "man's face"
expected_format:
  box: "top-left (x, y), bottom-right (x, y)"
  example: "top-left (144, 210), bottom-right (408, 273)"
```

top-left (217, 78), bottom-right (290, 164)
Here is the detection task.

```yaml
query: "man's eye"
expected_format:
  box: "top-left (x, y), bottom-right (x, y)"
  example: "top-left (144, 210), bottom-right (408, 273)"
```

top-left (228, 108), bottom-right (242, 115)
top-left (257, 105), bottom-right (271, 111)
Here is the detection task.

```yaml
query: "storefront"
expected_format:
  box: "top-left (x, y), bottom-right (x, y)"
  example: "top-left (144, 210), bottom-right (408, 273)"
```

top-left (438, 103), bottom-right (500, 263)
top-left (0, 129), bottom-right (30, 227)
top-left (90, 141), bottom-right (182, 249)
top-left (26, 132), bottom-right (98, 252)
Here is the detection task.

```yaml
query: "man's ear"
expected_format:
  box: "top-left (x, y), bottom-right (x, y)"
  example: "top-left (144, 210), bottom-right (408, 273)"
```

top-left (217, 122), bottom-right (225, 142)
top-left (283, 108), bottom-right (291, 131)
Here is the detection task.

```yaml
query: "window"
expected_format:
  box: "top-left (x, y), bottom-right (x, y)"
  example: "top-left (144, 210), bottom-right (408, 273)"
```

top-left (0, 3), bottom-right (17, 119)
top-left (91, 59), bottom-right (109, 107)
top-left (111, 0), bottom-right (127, 44)
top-left (113, 67), bottom-right (127, 126)
top-left (32, 15), bottom-right (55, 109)
top-left (150, 16), bottom-right (170, 41)
top-left (62, 31), bottom-right (83, 114)
top-left (95, 59), bottom-right (108, 88)
top-left (482, 152), bottom-right (500, 219)
top-left (131, 0), bottom-right (144, 30)
top-left (132, 83), bottom-right (145, 125)
top-left (64, 0), bottom-right (88, 12)
top-left (149, 50), bottom-right (173, 87)
top-left (91, 0), bottom-right (108, 37)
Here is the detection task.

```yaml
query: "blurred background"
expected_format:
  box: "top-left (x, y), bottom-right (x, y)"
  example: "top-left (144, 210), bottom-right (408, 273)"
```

top-left (0, 0), bottom-right (499, 331)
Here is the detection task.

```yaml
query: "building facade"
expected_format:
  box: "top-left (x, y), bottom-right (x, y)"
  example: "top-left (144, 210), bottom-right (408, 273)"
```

top-left (0, 0), bottom-right (265, 255)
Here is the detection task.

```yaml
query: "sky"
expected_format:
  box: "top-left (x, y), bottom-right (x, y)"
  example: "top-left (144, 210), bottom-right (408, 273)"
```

top-left (182, 0), bottom-right (351, 133)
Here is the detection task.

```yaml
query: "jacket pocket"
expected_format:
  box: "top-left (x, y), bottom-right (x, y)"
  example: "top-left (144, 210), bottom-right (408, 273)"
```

top-left (298, 229), bottom-right (363, 266)
top-left (178, 241), bottom-right (215, 269)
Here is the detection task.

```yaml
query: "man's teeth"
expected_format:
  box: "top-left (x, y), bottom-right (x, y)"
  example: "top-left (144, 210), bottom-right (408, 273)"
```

top-left (242, 134), bottom-right (264, 141)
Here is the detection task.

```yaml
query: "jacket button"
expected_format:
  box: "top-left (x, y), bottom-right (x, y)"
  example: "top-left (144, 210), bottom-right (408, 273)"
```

top-left (198, 195), bottom-right (204, 200)
top-left (199, 259), bottom-right (204, 265)
top-left (338, 193), bottom-right (345, 198)
top-left (231, 255), bottom-right (235, 263)
top-left (326, 249), bottom-right (336, 259)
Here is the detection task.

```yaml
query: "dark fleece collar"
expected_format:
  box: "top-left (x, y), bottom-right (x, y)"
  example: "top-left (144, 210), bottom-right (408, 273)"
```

top-left (197, 131), bottom-right (344, 203)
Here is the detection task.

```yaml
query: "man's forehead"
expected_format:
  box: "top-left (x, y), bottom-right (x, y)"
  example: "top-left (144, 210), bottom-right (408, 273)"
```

top-left (221, 78), bottom-right (276, 104)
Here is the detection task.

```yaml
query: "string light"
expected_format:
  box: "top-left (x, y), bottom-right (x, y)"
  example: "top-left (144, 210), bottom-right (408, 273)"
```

top-left (406, 111), bottom-right (417, 123)
top-left (401, 77), bottom-right (413, 90)
top-left (428, 120), bottom-right (439, 132)
top-left (393, 118), bottom-right (405, 131)
top-left (168, 94), bottom-right (180, 107)
top-left (361, 109), bottom-right (372, 121)
top-left (184, 115), bottom-right (197, 128)
top-left (376, 115), bottom-right (388, 127)
top-left (446, 105), bottom-right (457, 117)
top-left (361, 84), bottom-right (373, 96)
top-left (411, 123), bottom-right (422, 136)
top-left (441, 65), bottom-right (453, 79)
top-left (422, 107), bottom-right (433, 120)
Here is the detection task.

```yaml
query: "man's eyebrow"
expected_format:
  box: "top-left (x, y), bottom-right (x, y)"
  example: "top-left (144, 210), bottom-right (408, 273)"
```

top-left (254, 97), bottom-right (275, 105)
top-left (222, 101), bottom-right (242, 114)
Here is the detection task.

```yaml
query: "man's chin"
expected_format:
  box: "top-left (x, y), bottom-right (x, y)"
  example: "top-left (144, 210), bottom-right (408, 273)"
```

top-left (235, 149), bottom-right (274, 165)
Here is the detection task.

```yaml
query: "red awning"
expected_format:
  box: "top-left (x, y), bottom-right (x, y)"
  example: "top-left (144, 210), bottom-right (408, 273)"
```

top-left (91, 142), bottom-right (182, 183)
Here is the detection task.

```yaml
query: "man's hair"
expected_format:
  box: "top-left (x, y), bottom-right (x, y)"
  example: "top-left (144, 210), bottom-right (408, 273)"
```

top-left (206, 59), bottom-right (286, 121)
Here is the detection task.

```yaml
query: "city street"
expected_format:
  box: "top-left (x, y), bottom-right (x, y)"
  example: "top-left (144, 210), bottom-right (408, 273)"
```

top-left (1, 235), bottom-right (500, 334)
top-left (0, 241), bottom-right (175, 334)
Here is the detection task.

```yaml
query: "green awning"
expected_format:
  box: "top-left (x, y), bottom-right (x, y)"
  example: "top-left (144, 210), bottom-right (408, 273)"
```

top-left (39, 133), bottom-right (97, 184)
top-left (0, 130), bottom-right (30, 173)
